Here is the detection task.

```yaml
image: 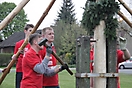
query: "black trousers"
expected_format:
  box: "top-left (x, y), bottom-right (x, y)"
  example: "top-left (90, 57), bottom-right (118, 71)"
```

top-left (16, 72), bottom-right (22, 88)
top-left (43, 86), bottom-right (60, 88)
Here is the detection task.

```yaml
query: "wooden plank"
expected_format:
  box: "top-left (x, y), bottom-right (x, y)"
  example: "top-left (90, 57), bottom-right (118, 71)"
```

top-left (76, 36), bottom-right (90, 88)
top-left (106, 37), bottom-right (117, 88)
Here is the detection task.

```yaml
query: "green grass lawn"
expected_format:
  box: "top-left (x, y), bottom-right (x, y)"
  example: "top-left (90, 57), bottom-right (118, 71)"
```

top-left (0, 69), bottom-right (132, 88)
top-left (120, 73), bottom-right (132, 88)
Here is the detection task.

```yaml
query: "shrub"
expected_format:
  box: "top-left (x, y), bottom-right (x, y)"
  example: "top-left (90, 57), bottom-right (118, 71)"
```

top-left (0, 53), bottom-right (14, 67)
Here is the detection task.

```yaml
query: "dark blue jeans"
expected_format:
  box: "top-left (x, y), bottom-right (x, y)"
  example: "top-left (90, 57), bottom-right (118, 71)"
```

top-left (16, 72), bottom-right (22, 88)
top-left (43, 86), bottom-right (60, 88)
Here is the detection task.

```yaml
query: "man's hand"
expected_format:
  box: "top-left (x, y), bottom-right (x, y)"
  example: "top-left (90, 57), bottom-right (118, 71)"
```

top-left (2, 67), bottom-right (10, 73)
top-left (12, 54), bottom-right (17, 60)
top-left (46, 46), bottom-right (53, 57)
top-left (119, 36), bottom-right (127, 51)
top-left (59, 63), bottom-right (68, 71)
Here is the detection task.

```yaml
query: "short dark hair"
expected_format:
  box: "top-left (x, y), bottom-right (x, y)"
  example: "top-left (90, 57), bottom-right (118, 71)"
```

top-left (90, 36), bottom-right (94, 39)
top-left (24, 24), bottom-right (34, 30)
top-left (29, 33), bottom-right (42, 45)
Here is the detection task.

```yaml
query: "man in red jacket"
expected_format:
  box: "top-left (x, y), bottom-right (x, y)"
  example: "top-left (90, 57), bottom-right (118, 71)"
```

top-left (39, 27), bottom-right (60, 88)
top-left (14, 24), bottom-right (34, 88)
top-left (116, 37), bottom-right (130, 88)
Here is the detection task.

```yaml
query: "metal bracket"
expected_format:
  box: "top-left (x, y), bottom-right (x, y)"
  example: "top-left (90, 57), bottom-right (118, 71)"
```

top-left (76, 37), bottom-right (96, 47)
top-left (75, 73), bottom-right (119, 78)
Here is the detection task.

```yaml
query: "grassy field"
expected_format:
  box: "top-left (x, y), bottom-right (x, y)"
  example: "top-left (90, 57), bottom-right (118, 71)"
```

top-left (0, 69), bottom-right (132, 88)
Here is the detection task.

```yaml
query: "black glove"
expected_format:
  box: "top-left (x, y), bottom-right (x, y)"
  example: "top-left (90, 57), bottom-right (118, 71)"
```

top-left (46, 46), bottom-right (52, 57)
top-left (59, 63), bottom-right (68, 71)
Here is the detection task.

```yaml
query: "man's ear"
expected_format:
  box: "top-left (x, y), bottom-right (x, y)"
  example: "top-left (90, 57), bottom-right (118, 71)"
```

top-left (42, 34), bottom-right (45, 38)
top-left (24, 30), bottom-right (27, 33)
top-left (33, 39), bottom-right (37, 45)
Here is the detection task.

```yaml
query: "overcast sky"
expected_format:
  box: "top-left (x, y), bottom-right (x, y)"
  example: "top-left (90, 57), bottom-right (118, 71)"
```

top-left (0, 0), bottom-right (132, 29)
top-left (0, 0), bottom-right (87, 29)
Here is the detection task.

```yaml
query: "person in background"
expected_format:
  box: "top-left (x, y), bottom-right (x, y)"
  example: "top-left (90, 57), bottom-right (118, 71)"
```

top-left (39, 27), bottom-right (62, 88)
top-left (14, 24), bottom-right (34, 88)
top-left (90, 36), bottom-right (131, 88)
top-left (116, 36), bottom-right (130, 88)
top-left (90, 36), bottom-right (94, 88)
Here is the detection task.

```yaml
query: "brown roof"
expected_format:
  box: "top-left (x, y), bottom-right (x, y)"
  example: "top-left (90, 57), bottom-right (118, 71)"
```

top-left (0, 30), bottom-right (41, 48)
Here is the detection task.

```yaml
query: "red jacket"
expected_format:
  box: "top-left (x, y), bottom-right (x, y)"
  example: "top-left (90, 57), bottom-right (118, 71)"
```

top-left (14, 39), bottom-right (30, 72)
top-left (21, 48), bottom-right (43, 88)
top-left (39, 46), bottom-right (59, 87)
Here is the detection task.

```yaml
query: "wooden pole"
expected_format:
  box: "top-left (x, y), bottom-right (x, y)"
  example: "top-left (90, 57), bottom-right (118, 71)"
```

top-left (0, 0), bottom-right (30, 30)
top-left (106, 37), bottom-right (117, 88)
top-left (0, 0), bottom-right (56, 85)
top-left (106, 1), bottom-right (117, 88)
top-left (52, 51), bottom-right (73, 75)
top-left (118, 0), bottom-right (132, 15)
top-left (94, 21), bottom-right (106, 88)
top-left (76, 36), bottom-right (90, 88)
top-left (117, 11), bottom-right (132, 28)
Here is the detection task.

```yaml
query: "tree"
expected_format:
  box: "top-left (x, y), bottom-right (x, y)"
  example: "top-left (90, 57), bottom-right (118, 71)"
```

top-left (56, 0), bottom-right (76, 24)
top-left (53, 20), bottom-right (87, 64)
top-left (81, 0), bottom-right (95, 36)
top-left (54, 0), bottom-right (86, 64)
top-left (81, 0), bottom-right (119, 38)
top-left (0, 2), bottom-right (29, 40)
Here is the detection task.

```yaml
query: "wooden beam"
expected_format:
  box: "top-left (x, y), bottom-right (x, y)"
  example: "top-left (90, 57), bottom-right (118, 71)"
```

top-left (117, 11), bottom-right (132, 28)
top-left (76, 36), bottom-right (90, 88)
top-left (118, 0), bottom-right (132, 15)
top-left (0, 0), bottom-right (30, 30)
top-left (106, 36), bottom-right (117, 88)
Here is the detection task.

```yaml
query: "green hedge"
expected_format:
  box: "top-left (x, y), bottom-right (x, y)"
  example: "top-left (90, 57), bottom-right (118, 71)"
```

top-left (0, 53), bottom-right (14, 67)
top-left (68, 64), bottom-right (76, 68)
